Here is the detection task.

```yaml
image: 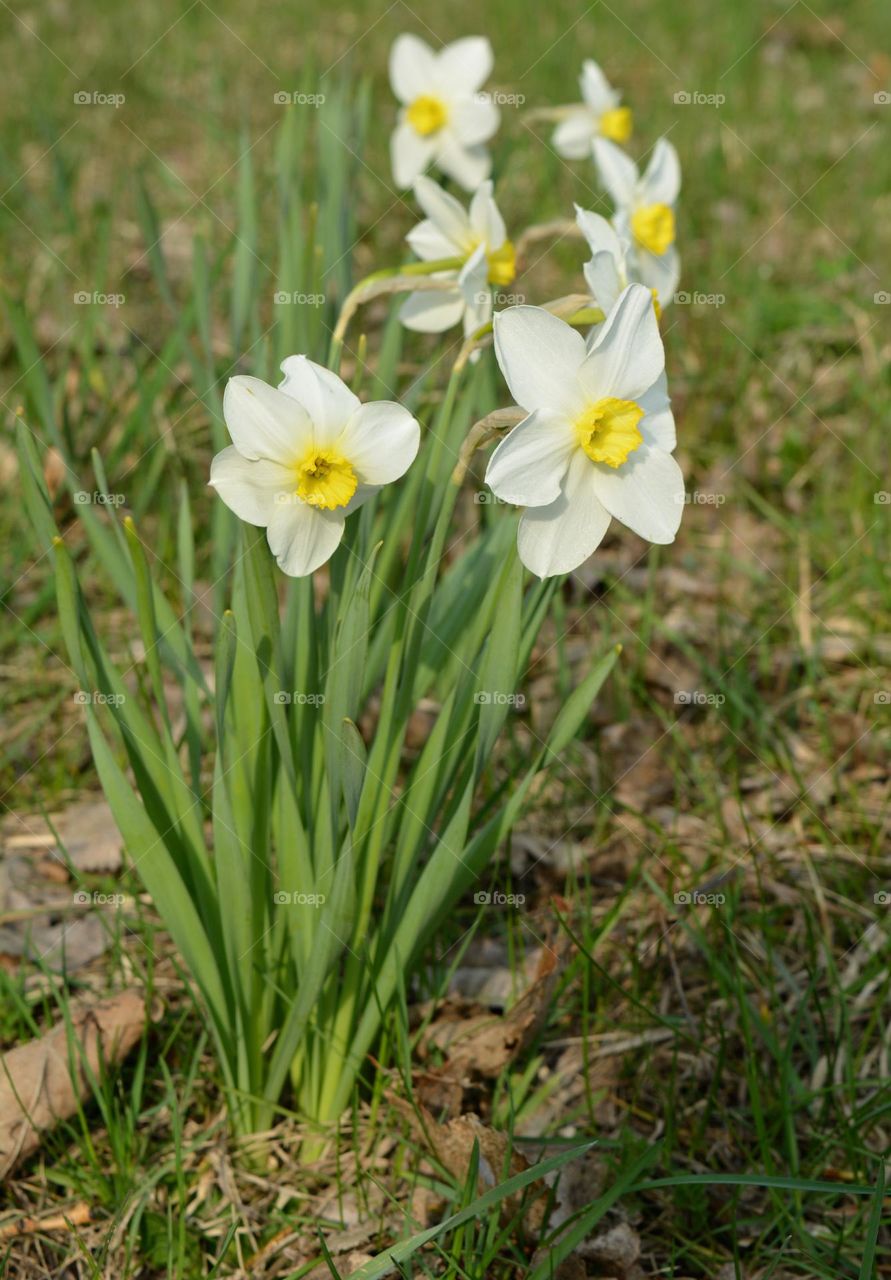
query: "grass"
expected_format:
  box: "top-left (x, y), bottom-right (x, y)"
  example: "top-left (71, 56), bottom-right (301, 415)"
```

top-left (2, 0), bottom-right (891, 1274)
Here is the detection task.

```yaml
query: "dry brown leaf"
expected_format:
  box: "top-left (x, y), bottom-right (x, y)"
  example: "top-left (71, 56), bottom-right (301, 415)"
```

top-left (396, 1101), bottom-right (549, 1235)
top-left (418, 942), bottom-right (566, 1080)
top-left (0, 988), bottom-right (153, 1178)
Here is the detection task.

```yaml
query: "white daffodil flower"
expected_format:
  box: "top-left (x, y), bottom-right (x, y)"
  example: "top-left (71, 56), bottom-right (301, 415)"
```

top-left (210, 357), bottom-right (420, 577)
top-left (389, 34), bottom-right (499, 191)
top-left (592, 137), bottom-right (681, 307)
top-left (400, 175), bottom-right (515, 337)
top-left (575, 204), bottom-right (673, 317)
top-left (552, 59), bottom-right (632, 159)
top-left (485, 286), bottom-right (684, 578)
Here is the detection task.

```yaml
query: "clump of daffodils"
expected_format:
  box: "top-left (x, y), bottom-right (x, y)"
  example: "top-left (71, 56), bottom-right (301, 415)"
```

top-left (485, 285), bottom-right (684, 578)
top-left (210, 357), bottom-right (419, 576)
top-left (389, 35), bottom-right (500, 190)
top-left (592, 137), bottom-right (681, 310)
top-left (400, 176), bottom-right (515, 337)
top-left (551, 59), bottom-right (632, 158)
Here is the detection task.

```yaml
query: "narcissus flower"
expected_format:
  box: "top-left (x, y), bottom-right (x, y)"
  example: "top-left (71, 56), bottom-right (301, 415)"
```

top-left (552, 60), bottom-right (632, 158)
top-left (575, 205), bottom-right (676, 316)
top-left (210, 357), bottom-right (420, 577)
top-left (400, 175), bottom-right (515, 337)
top-left (485, 286), bottom-right (684, 578)
top-left (389, 35), bottom-right (499, 190)
top-left (592, 138), bottom-right (681, 308)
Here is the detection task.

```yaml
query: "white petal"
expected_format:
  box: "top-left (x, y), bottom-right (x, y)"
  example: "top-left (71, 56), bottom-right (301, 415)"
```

top-left (493, 305), bottom-right (588, 416)
top-left (580, 59), bottom-right (617, 113)
top-left (592, 137), bottom-right (638, 206)
top-left (552, 112), bottom-right (595, 159)
top-left (209, 447), bottom-right (293, 526)
top-left (642, 138), bottom-right (681, 205)
top-left (399, 287), bottom-right (466, 332)
top-left (634, 245), bottom-right (681, 309)
top-left (469, 180), bottom-right (506, 248)
top-left (278, 355), bottom-right (359, 444)
top-left (266, 501), bottom-right (345, 577)
top-left (223, 376), bottom-right (312, 464)
top-left (583, 252), bottom-right (623, 314)
top-left (450, 97), bottom-right (500, 146)
top-left (391, 122), bottom-right (436, 188)
top-left (389, 34), bottom-right (437, 103)
top-left (486, 409), bottom-right (577, 507)
top-left (458, 242), bottom-right (489, 306)
top-left (437, 36), bottom-right (493, 93)
top-left (412, 175), bottom-right (471, 248)
top-left (435, 136), bottom-right (491, 191)
top-left (589, 443), bottom-right (684, 543)
top-left (578, 283), bottom-right (665, 402)
top-left (406, 219), bottom-right (462, 262)
top-left (516, 451), bottom-right (612, 578)
top-left (575, 206), bottom-right (624, 260)
top-left (340, 402), bottom-right (420, 485)
top-left (463, 287), bottom-right (492, 337)
top-left (638, 373), bottom-right (676, 452)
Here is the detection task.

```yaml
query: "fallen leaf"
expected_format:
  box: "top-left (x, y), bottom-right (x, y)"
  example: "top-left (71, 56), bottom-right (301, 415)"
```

top-left (0, 988), bottom-right (154, 1178)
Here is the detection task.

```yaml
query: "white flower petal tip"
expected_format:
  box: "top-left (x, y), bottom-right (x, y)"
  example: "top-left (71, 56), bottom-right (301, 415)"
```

top-left (389, 34), bottom-right (499, 190)
top-left (211, 363), bottom-right (421, 577)
top-left (488, 293), bottom-right (684, 578)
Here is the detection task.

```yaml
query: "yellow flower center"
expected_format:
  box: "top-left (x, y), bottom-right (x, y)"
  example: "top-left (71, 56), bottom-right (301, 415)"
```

top-left (406, 94), bottom-right (448, 136)
top-left (486, 240), bottom-right (516, 286)
top-left (599, 106), bottom-right (632, 143)
top-left (294, 447), bottom-right (357, 510)
top-left (631, 203), bottom-right (675, 256)
top-left (575, 397), bottom-right (645, 469)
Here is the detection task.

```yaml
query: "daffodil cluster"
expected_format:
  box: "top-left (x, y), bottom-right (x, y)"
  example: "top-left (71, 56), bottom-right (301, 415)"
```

top-left (211, 36), bottom-right (686, 583)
